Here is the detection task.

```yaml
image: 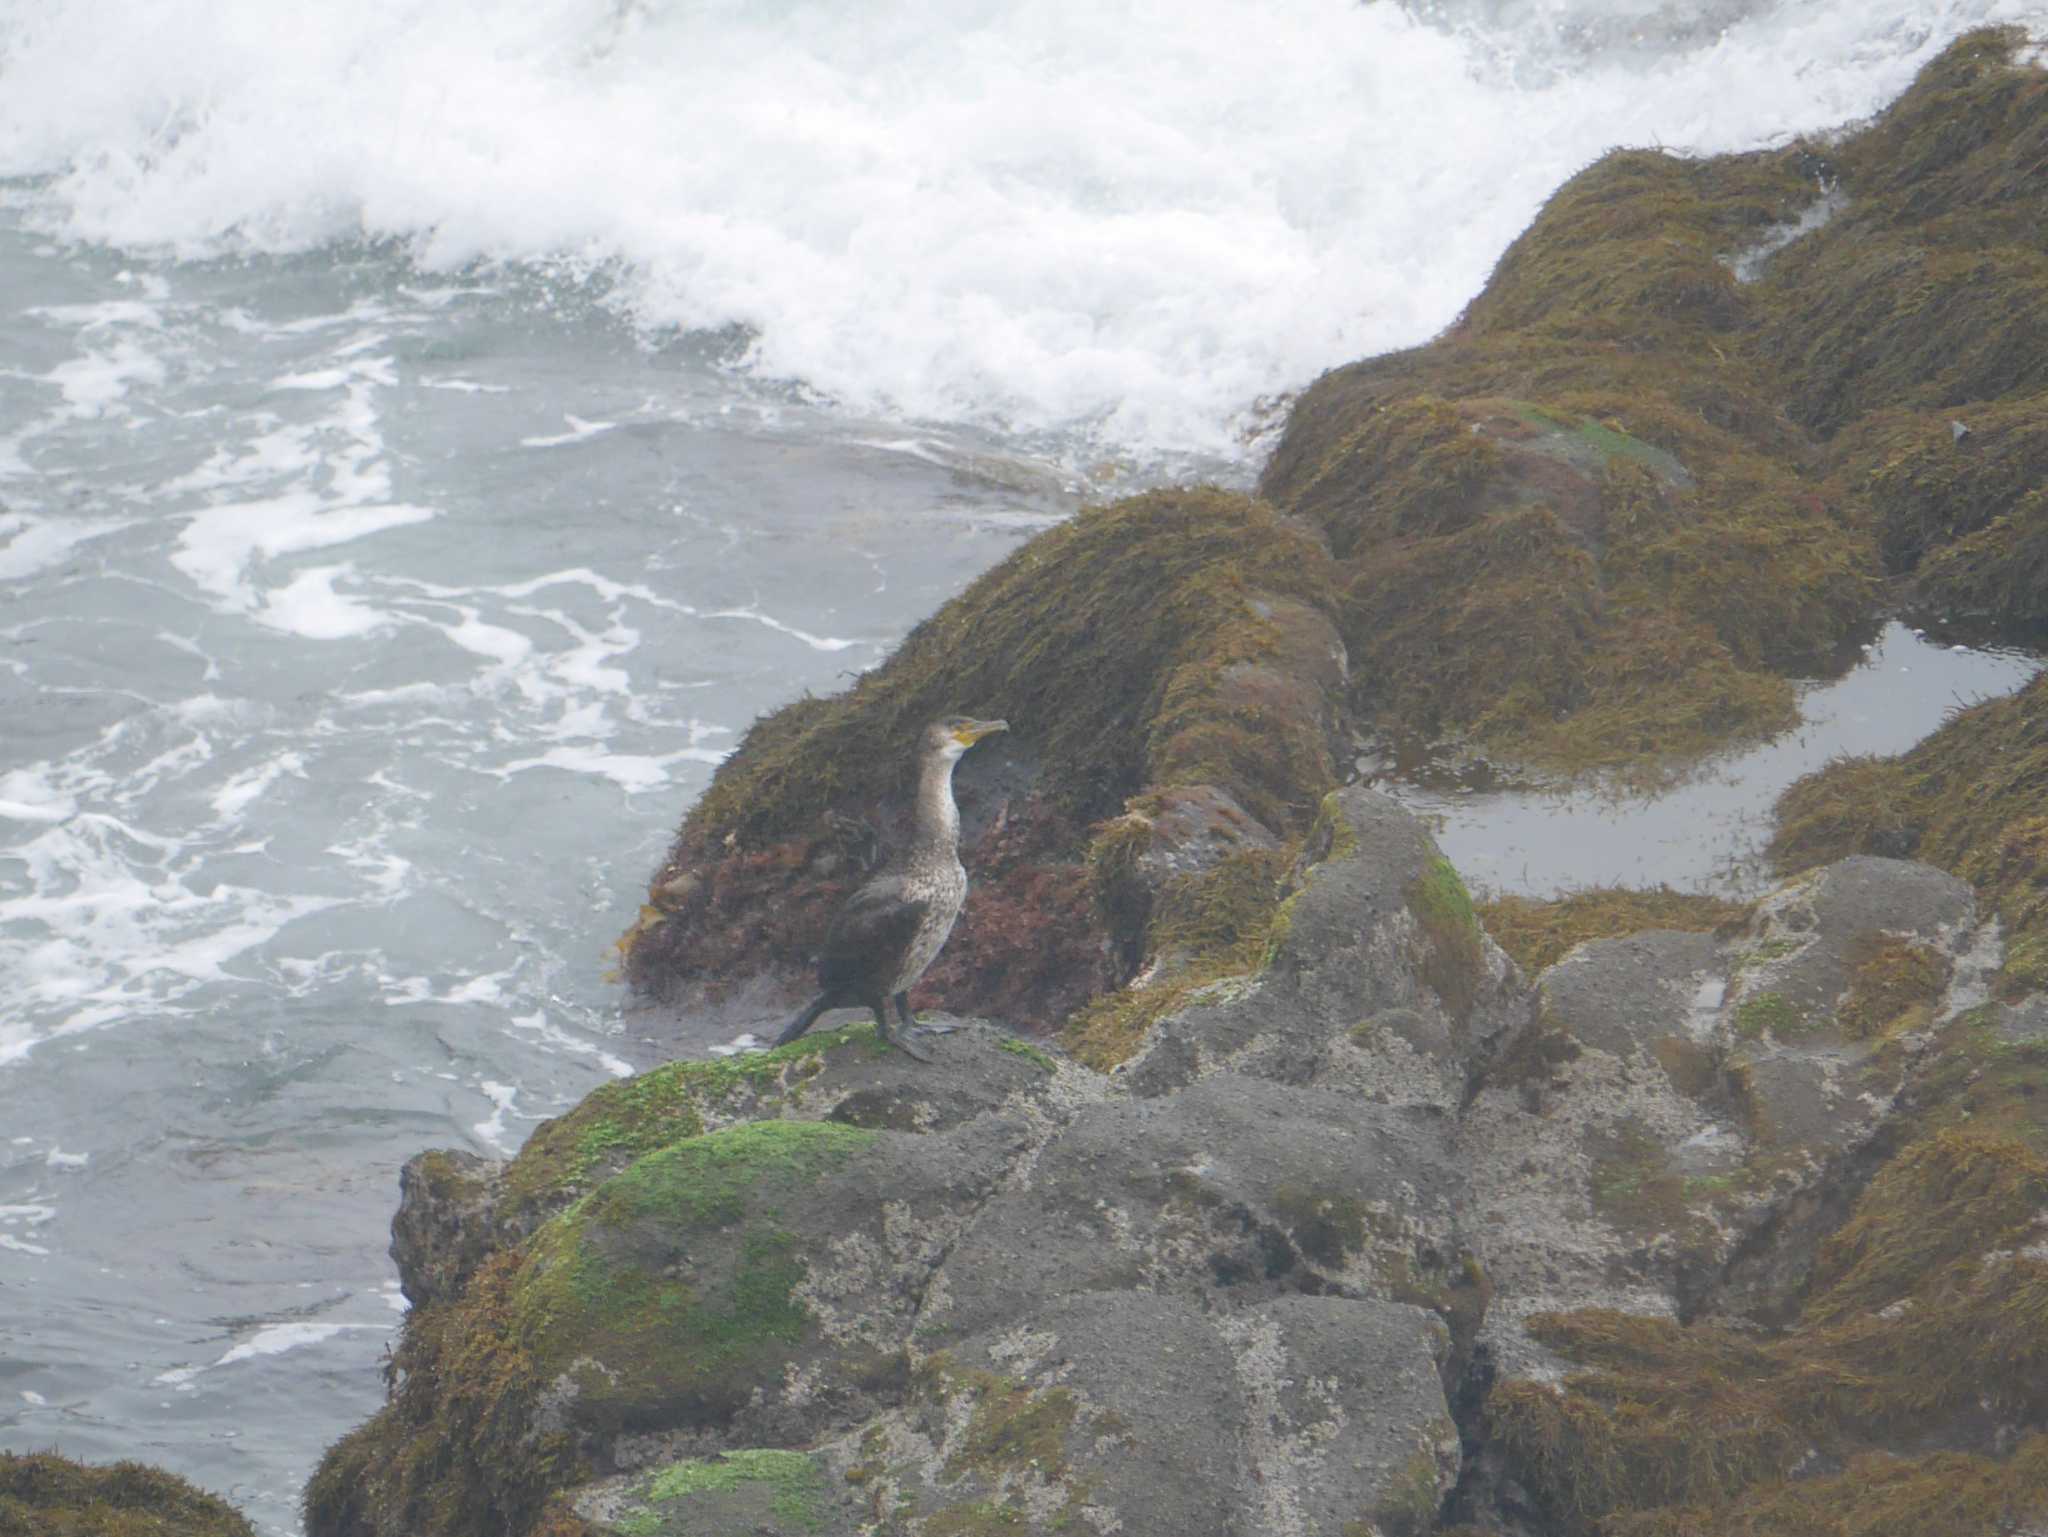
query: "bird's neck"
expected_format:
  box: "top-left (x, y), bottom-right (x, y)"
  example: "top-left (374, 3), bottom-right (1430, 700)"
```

top-left (911, 751), bottom-right (962, 863)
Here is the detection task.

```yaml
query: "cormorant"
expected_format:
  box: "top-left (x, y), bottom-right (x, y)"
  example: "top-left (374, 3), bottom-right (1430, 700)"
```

top-left (774, 715), bottom-right (1008, 1061)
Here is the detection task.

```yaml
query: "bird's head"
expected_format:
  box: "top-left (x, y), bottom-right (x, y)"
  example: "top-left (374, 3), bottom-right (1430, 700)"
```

top-left (928, 715), bottom-right (1008, 761)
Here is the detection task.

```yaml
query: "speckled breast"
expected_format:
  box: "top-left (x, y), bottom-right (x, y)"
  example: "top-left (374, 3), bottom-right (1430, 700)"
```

top-left (892, 859), bottom-right (968, 994)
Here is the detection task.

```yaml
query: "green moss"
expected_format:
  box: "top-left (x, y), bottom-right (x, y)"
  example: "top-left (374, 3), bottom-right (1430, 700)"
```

top-left (305, 1249), bottom-right (587, 1537)
top-left (0, 1454), bottom-right (255, 1537)
top-left (919, 1362), bottom-right (1078, 1484)
top-left (1478, 887), bottom-right (1750, 975)
top-left (1370, 1443), bottom-right (1449, 1537)
top-left (1999, 932), bottom-right (2048, 1000)
top-left (1732, 991), bottom-right (1809, 1040)
top-left (1408, 856), bottom-right (1486, 1020)
top-left (502, 1025), bottom-right (880, 1221)
top-left (995, 1037), bottom-right (1056, 1072)
top-left (510, 1122), bottom-right (878, 1428)
top-left (623, 1450), bottom-right (826, 1533)
top-left (1587, 1121), bottom-right (1702, 1239)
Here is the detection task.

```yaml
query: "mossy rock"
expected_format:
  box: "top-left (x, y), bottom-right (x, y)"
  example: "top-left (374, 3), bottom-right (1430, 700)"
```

top-left (1256, 30), bottom-right (2048, 776)
top-left (624, 487), bottom-right (1347, 1022)
top-left (0, 1454), bottom-right (254, 1537)
top-left (575, 1450), bottom-right (839, 1537)
top-left (309, 1116), bottom-right (1017, 1537)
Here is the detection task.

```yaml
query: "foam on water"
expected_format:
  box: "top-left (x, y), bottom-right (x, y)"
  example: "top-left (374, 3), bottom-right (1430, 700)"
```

top-left (2, 0), bottom-right (2043, 461)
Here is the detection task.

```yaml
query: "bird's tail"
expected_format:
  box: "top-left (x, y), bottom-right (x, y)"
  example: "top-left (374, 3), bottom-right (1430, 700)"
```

top-left (775, 995), bottom-right (833, 1047)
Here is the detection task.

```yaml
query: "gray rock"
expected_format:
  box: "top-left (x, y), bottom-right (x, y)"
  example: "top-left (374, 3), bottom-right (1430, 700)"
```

top-left (390, 1148), bottom-right (508, 1308)
top-left (810, 1291), bottom-right (1252, 1536)
top-left (923, 1073), bottom-right (1467, 1346)
top-left (1124, 787), bottom-right (1532, 1110)
top-left (1222, 1294), bottom-right (1460, 1537)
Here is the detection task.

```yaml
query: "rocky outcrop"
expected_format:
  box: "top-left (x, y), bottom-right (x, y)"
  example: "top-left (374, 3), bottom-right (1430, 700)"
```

top-left (309, 778), bottom-right (2048, 1537)
top-left (1260, 26), bottom-right (2045, 781)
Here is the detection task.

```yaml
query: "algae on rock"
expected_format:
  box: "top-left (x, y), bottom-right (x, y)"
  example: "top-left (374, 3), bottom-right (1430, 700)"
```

top-left (621, 486), bottom-right (1348, 1033)
top-left (0, 1453), bottom-right (255, 1537)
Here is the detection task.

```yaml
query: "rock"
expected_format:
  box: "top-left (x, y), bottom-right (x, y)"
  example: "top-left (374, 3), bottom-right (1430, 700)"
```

top-left (312, 32), bottom-right (2048, 1537)
top-left (391, 1147), bottom-right (507, 1309)
top-left (1221, 1294), bottom-right (1460, 1537)
top-left (619, 488), bottom-right (1351, 1030)
top-left (1122, 787), bottom-right (1531, 1110)
top-left (921, 1074), bottom-right (1469, 1349)
top-left (846, 1292), bottom-right (1253, 1537)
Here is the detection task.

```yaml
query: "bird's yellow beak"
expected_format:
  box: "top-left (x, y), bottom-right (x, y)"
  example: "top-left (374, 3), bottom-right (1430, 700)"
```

top-left (952, 718), bottom-right (1009, 748)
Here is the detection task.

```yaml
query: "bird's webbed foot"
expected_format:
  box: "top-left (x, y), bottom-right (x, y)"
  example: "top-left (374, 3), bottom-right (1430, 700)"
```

top-left (874, 1006), bottom-right (935, 1063)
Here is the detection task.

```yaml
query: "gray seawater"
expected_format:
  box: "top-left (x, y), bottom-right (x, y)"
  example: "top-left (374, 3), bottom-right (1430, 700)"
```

top-left (0, 212), bottom-right (1082, 1530)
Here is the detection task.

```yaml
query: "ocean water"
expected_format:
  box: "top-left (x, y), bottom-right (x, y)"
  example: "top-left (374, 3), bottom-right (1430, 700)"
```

top-left (1, 0), bottom-right (2043, 1529)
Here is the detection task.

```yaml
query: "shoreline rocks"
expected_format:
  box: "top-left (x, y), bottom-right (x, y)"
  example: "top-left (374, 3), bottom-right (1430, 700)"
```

top-left (306, 28), bottom-right (2048, 1537)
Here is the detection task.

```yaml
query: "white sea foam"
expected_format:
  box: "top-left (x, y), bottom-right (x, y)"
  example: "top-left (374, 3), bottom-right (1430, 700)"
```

top-left (154, 1321), bottom-right (389, 1387)
top-left (0, 0), bottom-right (2039, 461)
top-left (472, 1080), bottom-right (524, 1154)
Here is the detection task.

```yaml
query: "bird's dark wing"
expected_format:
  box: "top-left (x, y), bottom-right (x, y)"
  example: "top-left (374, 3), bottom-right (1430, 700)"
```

top-left (817, 874), bottom-right (929, 998)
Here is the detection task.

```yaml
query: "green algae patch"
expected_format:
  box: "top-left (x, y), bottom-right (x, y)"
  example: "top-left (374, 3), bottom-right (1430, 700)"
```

top-left (1408, 856), bottom-right (1486, 1020)
top-left (1732, 991), bottom-right (1810, 1041)
top-left (509, 1122), bottom-right (878, 1431)
top-left (995, 1037), bottom-right (1055, 1072)
top-left (501, 1025), bottom-right (877, 1222)
top-left (606, 1450), bottom-right (828, 1536)
top-left (1482, 889), bottom-right (1753, 975)
top-left (912, 1357), bottom-right (1080, 1488)
top-left (2000, 932), bottom-right (2048, 1001)
top-left (0, 1453), bottom-right (255, 1537)
top-left (1585, 1121), bottom-right (1726, 1252)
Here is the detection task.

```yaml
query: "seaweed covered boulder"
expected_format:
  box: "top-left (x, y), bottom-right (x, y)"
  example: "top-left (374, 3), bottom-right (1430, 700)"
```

top-left (309, 1023), bottom-right (1099, 1537)
top-left (0, 1453), bottom-right (254, 1537)
top-left (1258, 28), bottom-right (2047, 780)
top-left (618, 486), bottom-right (1349, 1034)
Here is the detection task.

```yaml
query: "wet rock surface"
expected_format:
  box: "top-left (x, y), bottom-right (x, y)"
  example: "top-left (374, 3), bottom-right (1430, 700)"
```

top-left (313, 762), bottom-right (2048, 1537)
